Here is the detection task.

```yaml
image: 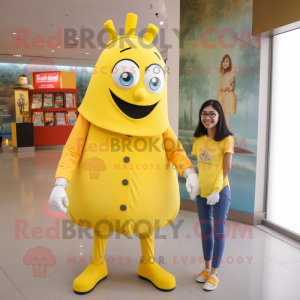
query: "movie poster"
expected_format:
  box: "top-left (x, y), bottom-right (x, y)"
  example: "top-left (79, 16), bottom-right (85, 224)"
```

top-left (14, 90), bottom-right (29, 123)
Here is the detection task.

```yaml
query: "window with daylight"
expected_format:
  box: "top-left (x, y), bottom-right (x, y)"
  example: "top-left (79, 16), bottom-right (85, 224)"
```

top-left (267, 27), bottom-right (300, 235)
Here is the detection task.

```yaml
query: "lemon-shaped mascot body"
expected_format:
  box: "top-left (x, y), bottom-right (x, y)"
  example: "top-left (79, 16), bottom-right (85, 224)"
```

top-left (54, 13), bottom-right (194, 294)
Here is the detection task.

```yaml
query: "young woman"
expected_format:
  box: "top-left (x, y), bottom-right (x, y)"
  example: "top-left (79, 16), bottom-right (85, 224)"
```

top-left (191, 99), bottom-right (234, 291)
top-left (217, 54), bottom-right (237, 129)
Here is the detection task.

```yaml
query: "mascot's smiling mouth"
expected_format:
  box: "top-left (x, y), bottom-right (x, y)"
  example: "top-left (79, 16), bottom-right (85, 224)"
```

top-left (110, 89), bottom-right (158, 119)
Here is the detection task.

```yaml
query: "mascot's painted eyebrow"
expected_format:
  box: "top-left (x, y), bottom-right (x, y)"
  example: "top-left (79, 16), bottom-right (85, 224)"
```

top-left (111, 58), bottom-right (140, 73)
top-left (120, 47), bottom-right (131, 53)
top-left (145, 63), bottom-right (166, 76)
top-left (154, 52), bottom-right (161, 60)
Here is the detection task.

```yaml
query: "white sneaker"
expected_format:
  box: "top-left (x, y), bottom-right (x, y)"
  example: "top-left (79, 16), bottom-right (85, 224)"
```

top-left (196, 268), bottom-right (211, 283)
top-left (203, 274), bottom-right (219, 291)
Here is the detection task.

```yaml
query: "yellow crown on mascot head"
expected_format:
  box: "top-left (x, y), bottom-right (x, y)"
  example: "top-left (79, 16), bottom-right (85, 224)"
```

top-left (78, 13), bottom-right (169, 137)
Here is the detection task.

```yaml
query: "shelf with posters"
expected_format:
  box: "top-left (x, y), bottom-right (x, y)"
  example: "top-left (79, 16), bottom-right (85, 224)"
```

top-left (29, 89), bottom-right (78, 125)
top-left (28, 87), bottom-right (79, 146)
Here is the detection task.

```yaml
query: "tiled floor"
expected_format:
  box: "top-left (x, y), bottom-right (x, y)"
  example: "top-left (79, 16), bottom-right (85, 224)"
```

top-left (1, 143), bottom-right (300, 300)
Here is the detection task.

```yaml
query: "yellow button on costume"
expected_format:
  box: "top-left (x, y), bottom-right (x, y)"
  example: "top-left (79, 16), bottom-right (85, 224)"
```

top-left (191, 135), bottom-right (234, 197)
top-left (54, 13), bottom-right (194, 294)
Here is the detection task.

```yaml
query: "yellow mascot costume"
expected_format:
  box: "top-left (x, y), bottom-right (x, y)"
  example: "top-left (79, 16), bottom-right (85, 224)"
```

top-left (49, 13), bottom-right (197, 294)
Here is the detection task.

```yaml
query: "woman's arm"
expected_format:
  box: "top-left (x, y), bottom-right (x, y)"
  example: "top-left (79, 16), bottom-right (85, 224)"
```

top-left (228, 72), bottom-right (235, 92)
top-left (217, 74), bottom-right (222, 95)
top-left (213, 139), bottom-right (233, 193)
top-left (228, 81), bottom-right (235, 92)
top-left (223, 152), bottom-right (232, 180)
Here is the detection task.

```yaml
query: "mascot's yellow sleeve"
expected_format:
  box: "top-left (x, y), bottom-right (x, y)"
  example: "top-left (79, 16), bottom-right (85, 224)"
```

top-left (162, 125), bottom-right (194, 176)
top-left (55, 114), bottom-right (90, 182)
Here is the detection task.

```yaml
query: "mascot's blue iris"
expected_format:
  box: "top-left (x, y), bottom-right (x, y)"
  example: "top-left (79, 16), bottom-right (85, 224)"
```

top-left (149, 77), bottom-right (161, 91)
top-left (120, 72), bottom-right (134, 86)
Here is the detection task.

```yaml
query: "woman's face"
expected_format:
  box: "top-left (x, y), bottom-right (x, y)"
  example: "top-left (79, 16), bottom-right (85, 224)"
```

top-left (201, 105), bottom-right (219, 129)
top-left (222, 57), bottom-right (230, 70)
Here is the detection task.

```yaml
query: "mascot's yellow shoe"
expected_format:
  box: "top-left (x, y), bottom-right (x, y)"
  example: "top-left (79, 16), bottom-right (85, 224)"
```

top-left (73, 261), bottom-right (108, 295)
top-left (138, 259), bottom-right (176, 292)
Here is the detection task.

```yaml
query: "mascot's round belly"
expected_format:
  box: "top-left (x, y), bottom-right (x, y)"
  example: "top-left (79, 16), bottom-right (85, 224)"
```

top-left (66, 124), bottom-right (180, 236)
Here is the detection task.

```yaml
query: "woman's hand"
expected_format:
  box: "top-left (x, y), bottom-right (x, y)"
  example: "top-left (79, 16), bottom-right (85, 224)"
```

top-left (206, 192), bottom-right (220, 205)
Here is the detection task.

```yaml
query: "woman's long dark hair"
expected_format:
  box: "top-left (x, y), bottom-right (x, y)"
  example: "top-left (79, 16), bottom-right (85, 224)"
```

top-left (194, 100), bottom-right (233, 141)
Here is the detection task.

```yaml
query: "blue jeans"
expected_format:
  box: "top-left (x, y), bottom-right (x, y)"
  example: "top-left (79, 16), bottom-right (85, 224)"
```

top-left (196, 185), bottom-right (231, 268)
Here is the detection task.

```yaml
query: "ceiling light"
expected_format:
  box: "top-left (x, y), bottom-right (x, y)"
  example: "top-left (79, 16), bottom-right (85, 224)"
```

top-left (86, 53), bottom-right (89, 54)
top-left (51, 50), bottom-right (55, 52)
top-left (160, 21), bottom-right (163, 25)
top-left (75, 38), bottom-right (79, 40)
top-left (98, 47), bottom-right (101, 49)
top-left (13, 33), bottom-right (16, 35)
top-left (57, 46), bottom-right (61, 48)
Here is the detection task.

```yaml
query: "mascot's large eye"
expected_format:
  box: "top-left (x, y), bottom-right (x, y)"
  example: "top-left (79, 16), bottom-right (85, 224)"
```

top-left (112, 59), bottom-right (140, 90)
top-left (120, 72), bottom-right (133, 86)
top-left (144, 64), bottom-right (165, 94)
top-left (149, 77), bottom-right (161, 91)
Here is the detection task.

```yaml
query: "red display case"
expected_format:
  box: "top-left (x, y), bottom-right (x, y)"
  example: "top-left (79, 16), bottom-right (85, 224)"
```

top-left (29, 88), bottom-right (79, 146)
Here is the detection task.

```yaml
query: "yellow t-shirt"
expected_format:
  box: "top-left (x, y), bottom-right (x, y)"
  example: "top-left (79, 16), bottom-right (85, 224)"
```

top-left (191, 135), bottom-right (234, 198)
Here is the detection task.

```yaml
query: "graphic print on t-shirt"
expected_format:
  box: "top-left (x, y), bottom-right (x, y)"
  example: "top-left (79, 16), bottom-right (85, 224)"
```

top-left (199, 148), bottom-right (213, 162)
